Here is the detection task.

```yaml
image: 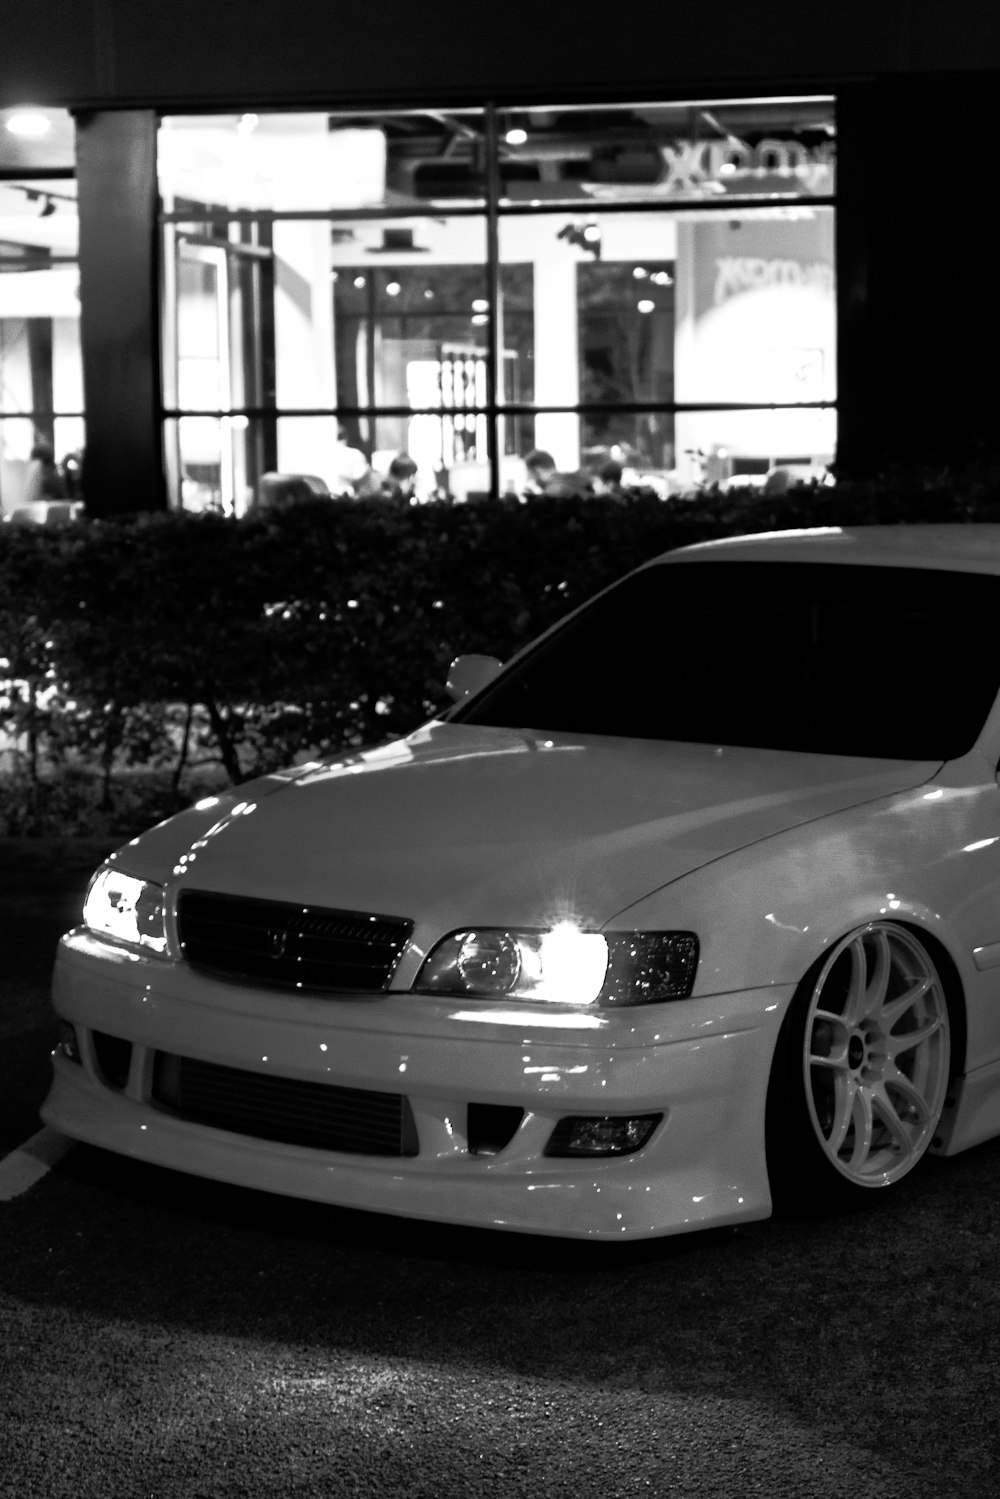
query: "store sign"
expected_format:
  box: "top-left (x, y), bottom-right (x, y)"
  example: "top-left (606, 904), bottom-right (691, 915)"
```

top-left (714, 257), bottom-right (835, 304)
top-left (657, 136), bottom-right (834, 197)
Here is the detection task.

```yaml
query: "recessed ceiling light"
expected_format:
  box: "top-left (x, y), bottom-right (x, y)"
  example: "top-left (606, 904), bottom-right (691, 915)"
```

top-left (6, 109), bottom-right (51, 138)
top-left (505, 128), bottom-right (528, 146)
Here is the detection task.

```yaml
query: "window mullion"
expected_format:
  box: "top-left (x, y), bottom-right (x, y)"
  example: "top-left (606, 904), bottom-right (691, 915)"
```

top-left (484, 102), bottom-right (501, 500)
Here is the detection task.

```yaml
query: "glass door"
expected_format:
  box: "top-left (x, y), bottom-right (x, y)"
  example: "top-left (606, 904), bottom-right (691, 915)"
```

top-left (164, 226), bottom-right (271, 514)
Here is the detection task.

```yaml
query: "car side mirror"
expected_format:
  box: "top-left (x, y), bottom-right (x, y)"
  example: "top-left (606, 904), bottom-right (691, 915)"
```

top-left (445, 653), bottom-right (502, 702)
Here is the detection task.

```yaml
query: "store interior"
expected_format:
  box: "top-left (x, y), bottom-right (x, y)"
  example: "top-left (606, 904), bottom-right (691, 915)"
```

top-left (0, 106), bottom-right (82, 515)
top-left (1, 97), bottom-right (836, 515)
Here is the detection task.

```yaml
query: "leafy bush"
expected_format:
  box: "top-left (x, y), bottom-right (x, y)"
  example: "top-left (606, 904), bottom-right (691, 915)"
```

top-left (3, 460), bottom-right (1000, 833)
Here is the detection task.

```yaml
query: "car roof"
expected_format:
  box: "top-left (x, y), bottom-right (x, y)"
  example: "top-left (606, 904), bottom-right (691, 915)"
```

top-left (657, 523), bottom-right (1000, 574)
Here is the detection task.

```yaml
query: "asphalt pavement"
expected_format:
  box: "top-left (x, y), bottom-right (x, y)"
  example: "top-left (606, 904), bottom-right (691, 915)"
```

top-left (3, 838), bottom-right (1000, 1498)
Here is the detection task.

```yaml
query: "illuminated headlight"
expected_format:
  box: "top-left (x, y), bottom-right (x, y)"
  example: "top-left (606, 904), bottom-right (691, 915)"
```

top-left (82, 867), bottom-right (168, 954)
top-left (414, 924), bottom-right (698, 1007)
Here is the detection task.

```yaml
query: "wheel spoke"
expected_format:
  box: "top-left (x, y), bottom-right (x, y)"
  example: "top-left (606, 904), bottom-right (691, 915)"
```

top-left (809, 1051), bottom-right (848, 1070)
top-left (883, 1013), bottom-right (944, 1060)
top-left (881, 976), bottom-right (933, 1030)
top-left (881, 1065), bottom-right (932, 1129)
top-left (860, 929), bottom-right (892, 1021)
top-left (848, 1086), bottom-right (875, 1170)
top-left (827, 1073), bottom-right (858, 1155)
top-left (870, 1096), bottom-right (913, 1164)
top-left (842, 937), bottom-right (870, 1025)
top-left (808, 1009), bottom-right (850, 1068)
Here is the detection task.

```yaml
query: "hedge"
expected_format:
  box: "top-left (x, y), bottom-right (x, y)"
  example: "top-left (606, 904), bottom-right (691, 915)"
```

top-left (3, 460), bottom-right (1000, 830)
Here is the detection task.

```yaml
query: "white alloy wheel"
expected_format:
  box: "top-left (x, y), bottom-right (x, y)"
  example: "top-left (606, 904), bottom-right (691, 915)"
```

top-left (802, 923), bottom-right (950, 1188)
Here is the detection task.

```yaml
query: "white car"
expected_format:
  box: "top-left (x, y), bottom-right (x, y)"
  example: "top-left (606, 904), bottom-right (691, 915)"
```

top-left (43, 524), bottom-right (1000, 1239)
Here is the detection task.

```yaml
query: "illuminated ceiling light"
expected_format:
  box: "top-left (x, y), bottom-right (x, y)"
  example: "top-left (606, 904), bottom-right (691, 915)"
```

top-left (505, 127), bottom-right (528, 146)
top-left (385, 280), bottom-right (401, 296)
top-left (632, 266), bottom-right (648, 279)
top-left (237, 113), bottom-right (260, 135)
top-left (637, 299), bottom-right (655, 314)
top-left (471, 298), bottom-right (489, 312)
top-left (5, 109), bottom-right (51, 138)
top-left (651, 271), bottom-right (674, 286)
top-left (582, 224), bottom-right (601, 243)
top-left (353, 275), bottom-right (366, 288)
top-left (423, 288), bottom-right (435, 299)
top-left (471, 313), bottom-right (488, 325)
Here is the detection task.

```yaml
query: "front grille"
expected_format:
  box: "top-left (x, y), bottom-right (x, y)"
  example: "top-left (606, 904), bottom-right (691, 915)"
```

top-left (176, 891), bottom-right (413, 993)
top-left (152, 1053), bottom-right (419, 1156)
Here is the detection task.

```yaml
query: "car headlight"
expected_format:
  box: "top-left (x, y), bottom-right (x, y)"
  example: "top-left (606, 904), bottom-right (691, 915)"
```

top-left (82, 867), bottom-right (168, 954)
top-left (414, 923), bottom-right (698, 1007)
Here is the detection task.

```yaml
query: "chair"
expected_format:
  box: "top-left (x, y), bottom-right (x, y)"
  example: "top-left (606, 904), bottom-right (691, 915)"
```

top-left (4, 501), bottom-right (82, 525)
top-left (254, 473), bottom-right (331, 512)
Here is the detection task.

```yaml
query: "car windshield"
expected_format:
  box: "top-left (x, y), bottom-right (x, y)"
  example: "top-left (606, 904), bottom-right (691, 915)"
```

top-left (455, 559), bottom-right (1000, 760)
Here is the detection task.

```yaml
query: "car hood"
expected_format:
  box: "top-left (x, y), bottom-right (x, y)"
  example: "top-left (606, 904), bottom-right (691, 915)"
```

top-left (126, 722), bottom-right (938, 933)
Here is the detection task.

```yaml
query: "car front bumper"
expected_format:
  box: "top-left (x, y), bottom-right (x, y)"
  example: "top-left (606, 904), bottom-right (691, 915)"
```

top-left (42, 929), bottom-right (791, 1240)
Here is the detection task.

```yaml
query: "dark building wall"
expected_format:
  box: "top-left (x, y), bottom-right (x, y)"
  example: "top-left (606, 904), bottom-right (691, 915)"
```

top-left (836, 76), bottom-right (1000, 473)
top-left (2, 0), bottom-right (1000, 110)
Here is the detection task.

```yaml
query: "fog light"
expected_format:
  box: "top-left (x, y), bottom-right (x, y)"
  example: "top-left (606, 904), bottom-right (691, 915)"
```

top-left (544, 1113), bottom-right (663, 1157)
top-left (92, 1031), bottom-right (132, 1091)
top-left (55, 1022), bottom-right (81, 1064)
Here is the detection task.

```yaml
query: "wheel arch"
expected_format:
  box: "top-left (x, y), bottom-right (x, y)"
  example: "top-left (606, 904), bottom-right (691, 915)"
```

top-left (771, 915), bottom-right (968, 1082)
top-left (893, 918), bottom-right (968, 1083)
top-left (764, 914), bottom-right (964, 1206)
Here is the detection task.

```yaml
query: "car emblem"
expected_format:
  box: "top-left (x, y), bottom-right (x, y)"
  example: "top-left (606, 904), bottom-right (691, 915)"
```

top-left (267, 927), bottom-right (289, 960)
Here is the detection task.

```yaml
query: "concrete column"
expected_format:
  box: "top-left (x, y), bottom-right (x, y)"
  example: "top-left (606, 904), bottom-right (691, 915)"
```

top-left (76, 109), bottom-right (165, 514)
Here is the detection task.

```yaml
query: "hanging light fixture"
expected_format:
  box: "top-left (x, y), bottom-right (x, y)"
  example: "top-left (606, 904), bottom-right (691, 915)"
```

top-left (14, 186), bottom-right (62, 216)
top-left (557, 222), bottom-right (602, 259)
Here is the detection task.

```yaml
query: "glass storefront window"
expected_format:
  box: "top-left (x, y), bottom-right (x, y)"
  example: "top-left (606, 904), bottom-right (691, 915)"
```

top-left (498, 210), bottom-right (677, 478)
top-left (672, 206), bottom-right (835, 484)
top-left (158, 109), bottom-right (486, 214)
top-left (158, 97), bottom-right (835, 510)
top-left (0, 108), bottom-right (82, 517)
top-left (495, 98), bottom-right (835, 207)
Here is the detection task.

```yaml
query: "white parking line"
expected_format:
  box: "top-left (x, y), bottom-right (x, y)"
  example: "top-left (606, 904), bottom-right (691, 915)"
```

top-left (0, 1127), bottom-right (74, 1202)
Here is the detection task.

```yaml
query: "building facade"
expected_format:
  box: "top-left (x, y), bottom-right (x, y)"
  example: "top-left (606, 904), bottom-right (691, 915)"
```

top-left (1, 1), bottom-right (999, 516)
